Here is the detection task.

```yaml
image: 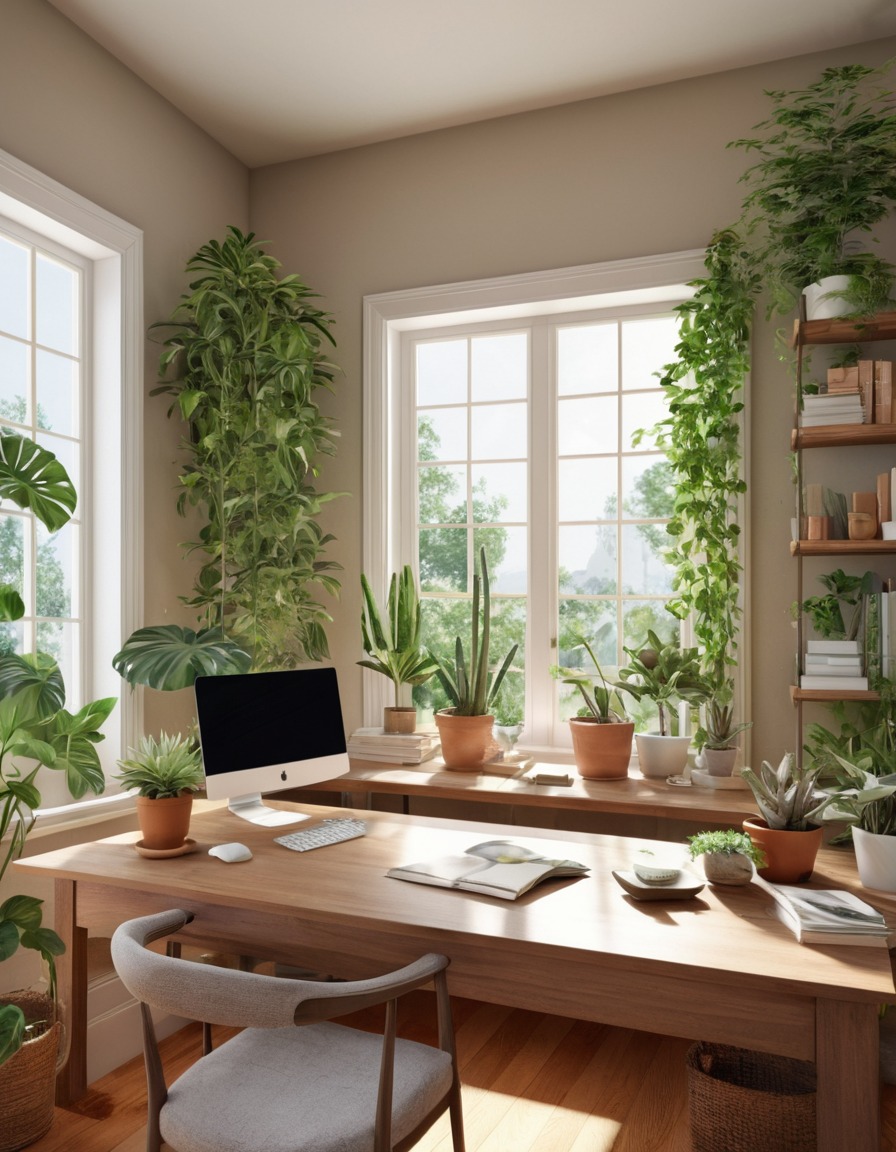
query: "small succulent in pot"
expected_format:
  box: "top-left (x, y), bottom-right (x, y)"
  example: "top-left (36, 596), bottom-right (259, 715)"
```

top-left (116, 732), bottom-right (204, 851)
top-left (687, 829), bottom-right (765, 885)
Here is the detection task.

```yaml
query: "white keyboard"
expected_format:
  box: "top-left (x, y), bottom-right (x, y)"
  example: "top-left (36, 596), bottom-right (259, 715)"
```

top-left (274, 817), bottom-right (367, 853)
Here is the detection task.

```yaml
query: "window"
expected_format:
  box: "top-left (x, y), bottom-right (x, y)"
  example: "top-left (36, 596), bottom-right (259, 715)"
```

top-left (364, 251), bottom-right (742, 749)
top-left (0, 148), bottom-right (142, 814)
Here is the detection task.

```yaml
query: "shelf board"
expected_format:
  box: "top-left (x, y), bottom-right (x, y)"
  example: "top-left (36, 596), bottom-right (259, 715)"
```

top-left (791, 539), bottom-right (896, 556)
top-left (791, 686), bottom-right (880, 704)
top-left (791, 423), bottom-right (896, 449)
top-left (790, 311), bottom-right (896, 348)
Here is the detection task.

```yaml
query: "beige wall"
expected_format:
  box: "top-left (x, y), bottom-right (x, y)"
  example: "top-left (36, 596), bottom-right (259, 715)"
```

top-left (0, 0), bottom-right (250, 737)
top-left (250, 37), bottom-right (896, 762)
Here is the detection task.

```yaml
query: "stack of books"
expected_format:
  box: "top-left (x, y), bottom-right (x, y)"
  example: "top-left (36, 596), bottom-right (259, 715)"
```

top-left (346, 727), bottom-right (439, 764)
top-left (824, 360), bottom-right (894, 424)
top-left (800, 638), bottom-right (867, 691)
top-left (758, 878), bottom-right (891, 947)
top-left (800, 389), bottom-right (865, 427)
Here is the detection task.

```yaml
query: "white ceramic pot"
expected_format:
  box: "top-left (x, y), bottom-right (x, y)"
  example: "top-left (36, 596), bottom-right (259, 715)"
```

top-left (802, 275), bottom-right (852, 320)
top-left (852, 826), bottom-right (896, 893)
top-left (695, 747), bottom-right (738, 777)
top-left (634, 732), bottom-right (691, 779)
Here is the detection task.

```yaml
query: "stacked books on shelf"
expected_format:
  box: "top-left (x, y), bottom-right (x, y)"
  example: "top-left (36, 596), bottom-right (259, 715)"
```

top-left (800, 638), bottom-right (867, 691)
top-left (756, 877), bottom-right (891, 947)
top-left (800, 389), bottom-right (865, 427)
top-left (819, 359), bottom-right (894, 425)
top-left (346, 727), bottom-right (439, 764)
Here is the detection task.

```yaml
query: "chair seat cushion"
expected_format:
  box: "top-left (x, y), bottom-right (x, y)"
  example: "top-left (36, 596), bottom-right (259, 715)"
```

top-left (160, 1021), bottom-right (453, 1152)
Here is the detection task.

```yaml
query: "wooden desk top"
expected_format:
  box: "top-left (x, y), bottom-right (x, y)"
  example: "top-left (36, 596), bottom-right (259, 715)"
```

top-left (304, 757), bottom-right (759, 823)
top-left (17, 800), bottom-right (893, 1007)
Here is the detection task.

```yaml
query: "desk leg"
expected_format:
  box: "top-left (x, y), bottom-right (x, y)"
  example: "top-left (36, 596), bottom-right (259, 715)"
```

top-left (341, 789), bottom-right (373, 811)
top-left (54, 878), bottom-right (88, 1106)
top-left (816, 998), bottom-right (879, 1152)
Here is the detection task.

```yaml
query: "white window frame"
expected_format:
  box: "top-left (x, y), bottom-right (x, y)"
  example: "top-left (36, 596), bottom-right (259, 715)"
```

top-left (0, 147), bottom-right (143, 819)
top-left (363, 251), bottom-right (750, 750)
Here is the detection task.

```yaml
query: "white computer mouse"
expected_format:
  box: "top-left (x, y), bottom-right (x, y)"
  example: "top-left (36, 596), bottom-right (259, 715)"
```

top-left (208, 842), bottom-right (253, 863)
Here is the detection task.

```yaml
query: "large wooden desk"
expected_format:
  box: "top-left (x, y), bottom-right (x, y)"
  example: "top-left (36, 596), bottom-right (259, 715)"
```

top-left (303, 757), bottom-right (759, 825)
top-left (16, 800), bottom-right (895, 1152)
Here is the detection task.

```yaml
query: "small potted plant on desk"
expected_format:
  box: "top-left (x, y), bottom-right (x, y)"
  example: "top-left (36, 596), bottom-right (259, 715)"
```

top-left (558, 637), bottom-right (634, 780)
top-left (432, 548), bottom-right (518, 771)
top-left (738, 752), bottom-right (852, 883)
top-left (116, 733), bottom-right (204, 854)
top-left (687, 829), bottom-right (766, 886)
top-left (358, 565), bottom-right (438, 734)
top-left (616, 631), bottom-right (711, 779)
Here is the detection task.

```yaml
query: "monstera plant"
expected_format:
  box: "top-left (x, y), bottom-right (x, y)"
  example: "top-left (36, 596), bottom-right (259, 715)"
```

top-left (0, 432), bottom-right (116, 1066)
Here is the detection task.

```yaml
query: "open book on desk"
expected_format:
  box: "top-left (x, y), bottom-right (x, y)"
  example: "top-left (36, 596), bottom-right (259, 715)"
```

top-left (387, 839), bottom-right (589, 900)
top-left (756, 876), bottom-right (893, 947)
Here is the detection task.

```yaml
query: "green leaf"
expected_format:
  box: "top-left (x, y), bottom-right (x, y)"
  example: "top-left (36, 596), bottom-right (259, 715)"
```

top-left (0, 653), bottom-right (65, 719)
top-left (112, 625), bottom-right (252, 690)
top-left (0, 1003), bottom-right (25, 1067)
top-left (0, 919), bottom-right (21, 962)
top-left (0, 433), bottom-right (77, 532)
top-left (0, 894), bottom-right (44, 932)
top-left (0, 585), bottom-right (24, 622)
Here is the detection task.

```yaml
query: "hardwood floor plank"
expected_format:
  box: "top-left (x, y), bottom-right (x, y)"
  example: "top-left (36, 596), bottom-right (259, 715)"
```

top-left (21, 1003), bottom-right (896, 1152)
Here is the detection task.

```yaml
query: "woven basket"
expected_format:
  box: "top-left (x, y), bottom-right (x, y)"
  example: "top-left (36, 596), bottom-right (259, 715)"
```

top-left (0, 991), bottom-right (61, 1152)
top-left (687, 1042), bottom-right (816, 1152)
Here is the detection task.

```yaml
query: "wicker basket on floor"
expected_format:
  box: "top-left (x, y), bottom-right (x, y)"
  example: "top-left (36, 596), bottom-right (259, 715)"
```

top-left (687, 1041), bottom-right (816, 1152)
top-left (0, 990), bottom-right (62, 1152)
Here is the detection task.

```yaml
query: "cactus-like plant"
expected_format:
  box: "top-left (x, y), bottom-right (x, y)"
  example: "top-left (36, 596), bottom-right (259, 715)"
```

top-left (115, 733), bottom-right (204, 799)
top-left (740, 753), bottom-right (840, 831)
top-left (434, 548), bottom-right (518, 717)
top-left (358, 566), bottom-right (438, 706)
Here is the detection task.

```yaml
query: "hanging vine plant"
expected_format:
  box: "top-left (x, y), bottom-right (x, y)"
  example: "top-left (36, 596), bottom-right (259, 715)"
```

top-left (649, 229), bottom-right (760, 701)
top-left (114, 228), bottom-right (344, 688)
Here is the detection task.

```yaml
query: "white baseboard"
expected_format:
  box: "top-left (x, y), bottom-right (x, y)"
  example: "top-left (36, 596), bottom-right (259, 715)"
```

top-left (87, 971), bottom-right (188, 1084)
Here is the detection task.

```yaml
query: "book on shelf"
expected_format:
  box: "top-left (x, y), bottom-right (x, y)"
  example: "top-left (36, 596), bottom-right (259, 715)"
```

top-left (879, 471), bottom-right (892, 526)
top-left (806, 639), bottom-right (861, 655)
top-left (798, 674), bottom-right (869, 691)
top-left (859, 360), bottom-right (875, 420)
top-left (757, 877), bottom-right (892, 947)
top-left (803, 656), bottom-right (863, 672)
top-left (875, 361), bottom-right (894, 424)
top-left (386, 839), bottom-right (589, 900)
top-left (347, 727), bottom-right (440, 764)
top-left (800, 415), bottom-right (865, 427)
top-left (802, 392), bottom-right (862, 408)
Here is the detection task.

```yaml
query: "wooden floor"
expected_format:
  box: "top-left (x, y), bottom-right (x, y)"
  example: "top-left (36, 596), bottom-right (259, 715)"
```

top-left (23, 994), bottom-right (896, 1152)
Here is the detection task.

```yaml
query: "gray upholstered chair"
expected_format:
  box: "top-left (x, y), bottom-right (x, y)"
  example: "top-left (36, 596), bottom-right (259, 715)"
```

top-left (111, 909), bottom-right (465, 1152)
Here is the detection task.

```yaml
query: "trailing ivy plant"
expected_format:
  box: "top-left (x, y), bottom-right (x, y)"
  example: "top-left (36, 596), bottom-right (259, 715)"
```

top-left (116, 228), bottom-right (343, 685)
top-left (646, 229), bottom-right (759, 704)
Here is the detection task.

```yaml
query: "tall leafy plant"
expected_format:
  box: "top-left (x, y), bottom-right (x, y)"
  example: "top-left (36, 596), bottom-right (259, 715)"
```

top-left (127, 227), bottom-right (343, 679)
top-left (649, 230), bottom-right (759, 702)
top-left (0, 433), bottom-right (115, 1066)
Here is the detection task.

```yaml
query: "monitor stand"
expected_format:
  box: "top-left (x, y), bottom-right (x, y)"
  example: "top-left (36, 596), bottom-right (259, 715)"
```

top-left (227, 794), bottom-right (311, 827)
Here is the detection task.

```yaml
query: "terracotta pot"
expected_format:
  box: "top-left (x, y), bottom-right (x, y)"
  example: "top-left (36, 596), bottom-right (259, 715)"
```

top-left (435, 710), bottom-right (497, 771)
top-left (742, 817), bottom-right (823, 884)
top-left (569, 718), bottom-right (634, 780)
top-left (852, 826), bottom-right (896, 893)
top-left (136, 793), bottom-right (194, 851)
top-left (635, 732), bottom-right (691, 778)
top-left (383, 706), bottom-right (416, 734)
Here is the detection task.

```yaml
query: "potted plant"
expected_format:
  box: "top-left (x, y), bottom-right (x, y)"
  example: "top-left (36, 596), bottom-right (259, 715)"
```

top-left (432, 548), bottom-right (518, 771)
top-left (687, 829), bottom-right (765, 886)
top-left (739, 752), bottom-right (852, 883)
top-left (558, 637), bottom-right (634, 780)
top-left (616, 631), bottom-right (711, 778)
top-left (694, 689), bottom-right (752, 778)
top-left (796, 568), bottom-right (871, 643)
top-left (731, 62), bottom-right (896, 319)
top-left (115, 733), bottom-right (204, 852)
top-left (358, 566), bottom-right (438, 734)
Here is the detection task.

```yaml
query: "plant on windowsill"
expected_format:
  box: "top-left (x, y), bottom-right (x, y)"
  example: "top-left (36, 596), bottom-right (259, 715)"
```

top-left (615, 631), bottom-right (711, 779)
top-left (113, 227), bottom-right (344, 691)
top-left (358, 566), bottom-right (438, 734)
top-left (687, 829), bottom-right (766, 886)
top-left (694, 690), bottom-right (753, 778)
top-left (0, 433), bottom-right (115, 1149)
top-left (556, 636), bottom-right (634, 781)
top-left (115, 733), bottom-right (205, 854)
top-left (432, 548), bottom-right (518, 771)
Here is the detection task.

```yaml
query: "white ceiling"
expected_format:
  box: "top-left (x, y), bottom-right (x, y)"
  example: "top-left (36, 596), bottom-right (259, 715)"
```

top-left (49, 0), bottom-right (896, 168)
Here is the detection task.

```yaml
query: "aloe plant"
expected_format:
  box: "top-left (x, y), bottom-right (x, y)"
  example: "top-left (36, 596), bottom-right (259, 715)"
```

top-left (115, 733), bottom-right (204, 799)
top-left (433, 548), bottom-right (518, 717)
top-left (358, 566), bottom-right (438, 706)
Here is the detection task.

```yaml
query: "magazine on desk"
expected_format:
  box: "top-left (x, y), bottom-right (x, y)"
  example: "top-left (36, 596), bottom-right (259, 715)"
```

top-left (757, 876), bottom-right (892, 947)
top-left (387, 840), bottom-right (589, 900)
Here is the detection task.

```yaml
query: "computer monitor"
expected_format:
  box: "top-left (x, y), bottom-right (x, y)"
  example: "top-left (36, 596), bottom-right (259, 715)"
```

top-left (195, 667), bottom-right (350, 827)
